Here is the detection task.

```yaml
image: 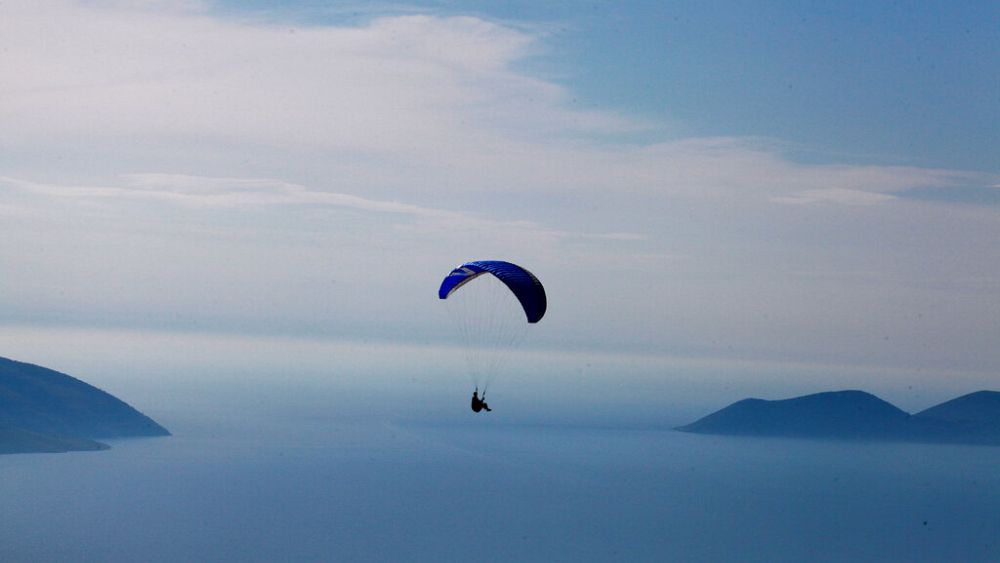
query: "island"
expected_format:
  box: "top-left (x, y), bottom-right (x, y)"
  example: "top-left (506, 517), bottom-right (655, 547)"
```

top-left (678, 389), bottom-right (1000, 446)
top-left (0, 423), bottom-right (109, 454)
top-left (0, 356), bottom-right (170, 455)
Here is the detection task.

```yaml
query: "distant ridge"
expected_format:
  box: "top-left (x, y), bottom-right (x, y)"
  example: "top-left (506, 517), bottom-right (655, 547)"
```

top-left (912, 391), bottom-right (1000, 445)
top-left (915, 390), bottom-right (1000, 425)
top-left (0, 356), bottom-right (169, 455)
top-left (678, 390), bottom-right (1000, 446)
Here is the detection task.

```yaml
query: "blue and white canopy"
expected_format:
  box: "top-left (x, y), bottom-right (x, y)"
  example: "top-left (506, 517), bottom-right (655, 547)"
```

top-left (438, 260), bottom-right (547, 323)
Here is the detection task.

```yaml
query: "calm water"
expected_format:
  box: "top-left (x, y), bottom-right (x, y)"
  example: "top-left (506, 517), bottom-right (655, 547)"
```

top-left (1, 330), bottom-right (999, 561)
top-left (2, 392), bottom-right (999, 561)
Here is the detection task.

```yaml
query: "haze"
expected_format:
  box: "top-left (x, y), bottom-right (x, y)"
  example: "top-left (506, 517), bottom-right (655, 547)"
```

top-left (1, 1), bottom-right (999, 561)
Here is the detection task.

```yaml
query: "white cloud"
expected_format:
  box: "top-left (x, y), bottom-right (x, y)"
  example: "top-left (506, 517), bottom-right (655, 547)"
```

top-left (0, 173), bottom-right (644, 243)
top-left (2, 1), bottom-right (1000, 374)
top-left (0, 4), bottom-right (630, 159)
top-left (771, 188), bottom-right (897, 206)
top-left (1, 2), bottom-right (982, 207)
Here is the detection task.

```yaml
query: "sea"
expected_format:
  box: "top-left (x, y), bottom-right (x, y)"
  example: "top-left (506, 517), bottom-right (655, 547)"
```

top-left (1, 327), bottom-right (998, 562)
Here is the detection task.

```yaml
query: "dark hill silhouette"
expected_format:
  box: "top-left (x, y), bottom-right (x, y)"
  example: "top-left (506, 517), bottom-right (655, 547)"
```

top-left (0, 356), bottom-right (169, 454)
top-left (0, 422), bottom-right (109, 454)
top-left (678, 389), bottom-right (1000, 446)
top-left (912, 391), bottom-right (1000, 445)
top-left (678, 390), bottom-right (913, 440)
top-left (915, 391), bottom-right (1000, 425)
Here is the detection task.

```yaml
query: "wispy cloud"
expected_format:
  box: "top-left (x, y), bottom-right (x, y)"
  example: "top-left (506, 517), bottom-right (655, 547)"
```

top-left (2, 2), bottom-right (999, 373)
top-left (771, 188), bottom-right (897, 206)
top-left (0, 4), bottom-right (633, 157)
top-left (1, 2), bottom-right (989, 211)
top-left (0, 174), bottom-right (645, 243)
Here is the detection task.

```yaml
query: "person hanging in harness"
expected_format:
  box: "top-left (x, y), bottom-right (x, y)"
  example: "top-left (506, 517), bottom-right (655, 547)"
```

top-left (471, 387), bottom-right (492, 413)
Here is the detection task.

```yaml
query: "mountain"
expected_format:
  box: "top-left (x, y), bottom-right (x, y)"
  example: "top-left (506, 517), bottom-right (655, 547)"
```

top-left (677, 390), bottom-right (914, 441)
top-left (0, 356), bottom-right (169, 454)
top-left (678, 389), bottom-right (1000, 446)
top-left (912, 391), bottom-right (1000, 445)
top-left (915, 390), bottom-right (1000, 425)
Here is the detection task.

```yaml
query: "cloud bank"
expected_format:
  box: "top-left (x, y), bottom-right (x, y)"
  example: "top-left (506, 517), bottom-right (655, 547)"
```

top-left (2, 1), bottom-right (999, 374)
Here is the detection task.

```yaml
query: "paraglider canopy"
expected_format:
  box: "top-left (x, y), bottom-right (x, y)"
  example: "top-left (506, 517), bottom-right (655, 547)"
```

top-left (438, 260), bottom-right (546, 323)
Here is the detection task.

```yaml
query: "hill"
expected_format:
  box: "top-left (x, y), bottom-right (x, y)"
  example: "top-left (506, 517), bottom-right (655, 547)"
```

top-left (912, 391), bottom-right (1000, 445)
top-left (915, 390), bottom-right (1000, 425)
top-left (0, 423), bottom-right (109, 454)
top-left (677, 390), bottom-right (914, 441)
top-left (678, 389), bottom-right (1000, 446)
top-left (0, 356), bottom-right (169, 454)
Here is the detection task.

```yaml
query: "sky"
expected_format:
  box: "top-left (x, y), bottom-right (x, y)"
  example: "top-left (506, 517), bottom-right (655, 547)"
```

top-left (2, 0), bottom-right (999, 381)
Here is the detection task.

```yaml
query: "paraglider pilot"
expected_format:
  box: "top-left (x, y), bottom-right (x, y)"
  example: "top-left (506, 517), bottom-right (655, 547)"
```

top-left (471, 387), bottom-right (492, 413)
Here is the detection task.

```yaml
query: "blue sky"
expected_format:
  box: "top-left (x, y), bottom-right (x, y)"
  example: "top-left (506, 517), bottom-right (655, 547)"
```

top-left (1, 0), bottom-right (999, 380)
top-left (217, 0), bottom-right (1000, 170)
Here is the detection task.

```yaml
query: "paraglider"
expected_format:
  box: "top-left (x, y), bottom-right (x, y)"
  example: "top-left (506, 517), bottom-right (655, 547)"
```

top-left (439, 260), bottom-right (546, 413)
top-left (470, 387), bottom-right (491, 412)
